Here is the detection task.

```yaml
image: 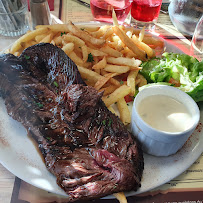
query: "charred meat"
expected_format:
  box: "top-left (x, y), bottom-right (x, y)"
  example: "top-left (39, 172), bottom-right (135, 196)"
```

top-left (0, 43), bottom-right (144, 202)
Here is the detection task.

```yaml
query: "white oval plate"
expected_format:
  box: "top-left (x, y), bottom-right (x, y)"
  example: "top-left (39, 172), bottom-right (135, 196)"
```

top-left (0, 23), bottom-right (202, 198)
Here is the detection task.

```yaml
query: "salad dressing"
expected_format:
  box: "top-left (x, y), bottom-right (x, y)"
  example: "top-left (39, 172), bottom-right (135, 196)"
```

top-left (138, 95), bottom-right (192, 133)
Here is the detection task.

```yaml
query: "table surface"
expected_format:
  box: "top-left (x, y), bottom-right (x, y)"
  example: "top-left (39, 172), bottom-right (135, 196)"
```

top-left (0, 1), bottom-right (202, 203)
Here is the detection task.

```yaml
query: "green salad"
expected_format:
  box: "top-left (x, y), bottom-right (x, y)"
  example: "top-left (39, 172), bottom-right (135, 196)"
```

top-left (140, 52), bottom-right (203, 102)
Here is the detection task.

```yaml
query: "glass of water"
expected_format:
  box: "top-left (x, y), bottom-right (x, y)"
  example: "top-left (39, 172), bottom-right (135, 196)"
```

top-left (0, 0), bottom-right (30, 37)
top-left (190, 15), bottom-right (203, 61)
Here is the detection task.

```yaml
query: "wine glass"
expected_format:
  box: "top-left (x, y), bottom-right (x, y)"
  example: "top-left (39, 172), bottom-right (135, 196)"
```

top-left (190, 15), bottom-right (203, 61)
top-left (131, 0), bottom-right (163, 31)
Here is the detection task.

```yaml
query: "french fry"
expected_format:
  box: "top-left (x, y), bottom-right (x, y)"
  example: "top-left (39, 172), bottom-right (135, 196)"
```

top-left (121, 47), bottom-right (138, 58)
top-left (125, 50), bottom-right (138, 58)
top-left (53, 35), bottom-right (63, 46)
top-left (94, 68), bottom-right (100, 74)
top-left (99, 85), bottom-right (118, 96)
top-left (102, 27), bottom-right (114, 39)
top-left (112, 26), bottom-right (147, 61)
top-left (106, 56), bottom-right (141, 68)
top-left (20, 41), bottom-right (33, 49)
top-left (102, 85), bottom-right (131, 107)
top-left (10, 27), bottom-right (49, 53)
top-left (84, 80), bottom-right (95, 87)
top-left (14, 52), bottom-right (20, 56)
top-left (101, 69), bottom-right (108, 75)
top-left (39, 33), bottom-right (54, 43)
top-left (35, 33), bottom-right (47, 42)
top-left (108, 106), bottom-right (118, 116)
top-left (142, 35), bottom-right (164, 48)
top-left (62, 42), bottom-right (74, 55)
top-left (109, 78), bottom-right (121, 86)
top-left (20, 40), bottom-right (36, 50)
top-left (87, 47), bottom-right (107, 57)
top-left (135, 78), bottom-right (141, 86)
top-left (67, 21), bottom-right (105, 46)
top-left (30, 40), bottom-right (37, 46)
top-left (139, 26), bottom-right (145, 42)
top-left (68, 51), bottom-right (84, 66)
top-left (127, 70), bottom-right (139, 96)
top-left (137, 73), bottom-right (147, 87)
top-left (126, 30), bottom-right (133, 38)
top-left (92, 56), bottom-right (99, 65)
top-left (78, 66), bottom-right (102, 85)
top-left (90, 25), bottom-right (110, 38)
top-left (77, 25), bottom-right (99, 32)
top-left (117, 98), bottom-right (131, 125)
top-left (112, 35), bottom-right (125, 47)
top-left (132, 35), bottom-right (155, 58)
top-left (101, 69), bottom-right (120, 86)
top-left (92, 57), bottom-right (107, 69)
top-left (112, 9), bottom-right (119, 26)
top-left (81, 45), bottom-right (88, 62)
top-left (113, 192), bottom-right (128, 203)
top-left (108, 41), bottom-right (124, 52)
top-left (94, 73), bottom-right (117, 90)
top-left (83, 61), bottom-right (94, 69)
top-left (35, 24), bottom-right (70, 33)
top-left (74, 45), bottom-right (83, 58)
top-left (100, 45), bottom-right (122, 57)
top-left (50, 40), bottom-right (56, 45)
top-left (104, 64), bottom-right (130, 74)
top-left (131, 29), bottom-right (141, 35)
top-left (63, 33), bottom-right (85, 47)
top-left (120, 47), bottom-right (130, 55)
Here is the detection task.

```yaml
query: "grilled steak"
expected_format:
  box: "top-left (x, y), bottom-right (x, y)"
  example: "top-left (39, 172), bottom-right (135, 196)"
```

top-left (0, 43), bottom-right (144, 202)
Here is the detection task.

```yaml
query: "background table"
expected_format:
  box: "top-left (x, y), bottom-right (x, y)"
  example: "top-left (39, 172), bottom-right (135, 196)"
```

top-left (0, 1), bottom-right (202, 203)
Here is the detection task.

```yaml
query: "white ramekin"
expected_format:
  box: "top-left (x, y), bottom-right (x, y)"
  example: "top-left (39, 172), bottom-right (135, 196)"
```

top-left (131, 85), bottom-right (200, 156)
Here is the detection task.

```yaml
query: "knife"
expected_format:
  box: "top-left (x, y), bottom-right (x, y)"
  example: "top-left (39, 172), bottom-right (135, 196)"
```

top-left (73, 0), bottom-right (90, 8)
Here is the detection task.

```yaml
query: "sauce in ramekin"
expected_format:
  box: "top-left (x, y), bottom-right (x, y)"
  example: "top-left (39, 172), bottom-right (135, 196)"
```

top-left (137, 95), bottom-right (192, 133)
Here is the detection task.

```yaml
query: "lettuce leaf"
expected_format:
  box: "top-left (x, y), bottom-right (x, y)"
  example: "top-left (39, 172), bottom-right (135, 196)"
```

top-left (140, 53), bottom-right (203, 102)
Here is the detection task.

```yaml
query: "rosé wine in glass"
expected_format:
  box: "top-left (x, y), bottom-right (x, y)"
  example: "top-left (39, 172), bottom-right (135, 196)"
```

top-left (90, 0), bottom-right (132, 24)
top-left (131, 0), bottom-right (162, 22)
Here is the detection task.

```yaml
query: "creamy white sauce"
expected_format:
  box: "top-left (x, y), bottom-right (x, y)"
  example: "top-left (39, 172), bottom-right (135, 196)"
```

top-left (137, 95), bottom-right (192, 133)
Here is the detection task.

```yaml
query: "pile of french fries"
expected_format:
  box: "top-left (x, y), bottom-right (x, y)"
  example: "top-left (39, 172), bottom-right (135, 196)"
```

top-left (8, 20), bottom-right (164, 125)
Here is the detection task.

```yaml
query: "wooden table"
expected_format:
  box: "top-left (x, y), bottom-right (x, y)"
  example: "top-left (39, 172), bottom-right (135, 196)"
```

top-left (0, 1), bottom-right (202, 203)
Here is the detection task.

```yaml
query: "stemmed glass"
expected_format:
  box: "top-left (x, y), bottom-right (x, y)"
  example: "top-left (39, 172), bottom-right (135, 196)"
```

top-left (190, 15), bottom-right (203, 61)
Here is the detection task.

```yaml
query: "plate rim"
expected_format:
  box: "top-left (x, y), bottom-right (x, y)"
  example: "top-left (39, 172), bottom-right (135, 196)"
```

top-left (0, 22), bottom-right (202, 199)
